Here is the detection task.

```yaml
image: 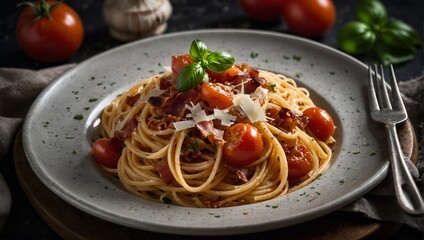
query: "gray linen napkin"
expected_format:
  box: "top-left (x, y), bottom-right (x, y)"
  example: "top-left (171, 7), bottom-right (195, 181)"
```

top-left (0, 64), bottom-right (75, 230)
top-left (0, 65), bottom-right (422, 232)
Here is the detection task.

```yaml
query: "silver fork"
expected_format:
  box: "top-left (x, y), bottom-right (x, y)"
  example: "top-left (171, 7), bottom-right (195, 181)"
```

top-left (368, 64), bottom-right (424, 215)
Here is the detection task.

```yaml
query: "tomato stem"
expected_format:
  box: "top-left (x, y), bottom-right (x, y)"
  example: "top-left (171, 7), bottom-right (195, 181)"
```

top-left (17, 0), bottom-right (62, 20)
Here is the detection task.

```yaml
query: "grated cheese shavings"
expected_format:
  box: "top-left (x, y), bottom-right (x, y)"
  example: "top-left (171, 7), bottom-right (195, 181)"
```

top-left (186, 103), bottom-right (215, 123)
top-left (233, 94), bottom-right (267, 123)
top-left (173, 103), bottom-right (238, 131)
top-left (172, 120), bottom-right (196, 131)
top-left (214, 109), bottom-right (237, 126)
top-left (251, 87), bottom-right (269, 101)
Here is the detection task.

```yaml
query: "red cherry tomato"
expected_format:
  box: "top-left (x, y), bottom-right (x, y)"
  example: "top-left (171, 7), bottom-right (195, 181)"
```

top-left (223, 123), bottom-right (264, 167)
top-left (303, 107), bottom-right (335, 141)
top-left (281, 0), bottom-right (336, 38)
top-left (238, 0), bottom-right (284, 22)
top-left (16, 0), bottom-right (84, 63)
top-left (200, 82), bottom-right (233, 109)
top-left (92, 138), bottom-right (123, 168)
top-left (286, 145), bottom-right (313, 180)
top-left (171, 54), bottom-right (193, 75)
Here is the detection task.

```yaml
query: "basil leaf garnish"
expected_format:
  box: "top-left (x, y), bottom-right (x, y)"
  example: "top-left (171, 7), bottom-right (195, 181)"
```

top-left (175, 39), bottom-right (235, 91)
top-left (189, 39), bottom-right (209, 63)
top-left (176, 63), bottom-right (205, 92)
top-left (206, 51), bottom-right (235, 73)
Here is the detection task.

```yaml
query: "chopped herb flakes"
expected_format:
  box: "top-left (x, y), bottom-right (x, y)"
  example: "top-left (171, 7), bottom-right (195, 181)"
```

top-left (73, 114), bottom-right (83, 120)
top-left (265, 204), bottom-right (278, 208)
top-left (250, 52), bottom-right (259, 58)
top-left (293, 55), bottom-right (302, 61)
top-left (89, 98), bottom-right (98, 102)
top-left (269, 82), bottom-right (276, 92)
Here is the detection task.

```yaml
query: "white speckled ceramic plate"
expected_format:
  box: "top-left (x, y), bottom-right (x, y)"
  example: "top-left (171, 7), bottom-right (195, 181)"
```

top-left (23, 29), bottom-right (389, 235)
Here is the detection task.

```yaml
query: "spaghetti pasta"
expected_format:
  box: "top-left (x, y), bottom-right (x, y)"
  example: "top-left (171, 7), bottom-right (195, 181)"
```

top-left (92, 41), bottom-right (335, 208)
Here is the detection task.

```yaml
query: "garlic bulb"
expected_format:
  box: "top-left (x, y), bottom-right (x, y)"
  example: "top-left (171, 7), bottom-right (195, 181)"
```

top-left (103, 0), bottom-right (173, 41)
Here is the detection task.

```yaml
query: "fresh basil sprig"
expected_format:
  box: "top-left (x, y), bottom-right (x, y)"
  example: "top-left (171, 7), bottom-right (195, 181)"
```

top-left (176, 39), bottom-right (235, 92)
top-left (338, 0), bottom-right (422, 65)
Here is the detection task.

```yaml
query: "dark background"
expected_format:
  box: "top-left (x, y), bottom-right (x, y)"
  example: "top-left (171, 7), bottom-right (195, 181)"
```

top-left (1, 0), bottom-right (423, 239)
top-left (1, 0), bottom-right (423, 79)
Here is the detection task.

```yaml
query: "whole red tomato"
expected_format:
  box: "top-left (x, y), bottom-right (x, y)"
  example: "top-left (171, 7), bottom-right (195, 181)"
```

top-left (238, 0), bottom-right (284, 22)
top-left (16, 0), bottom-right (84, 63)
top-left (303, 107), bottom-right (335, 141)
top-left (222, 123), bottom-right (264, 167)
top-left (92, 138), bottom-right (123, 169)
top-left (281, 0), bottom-right (336, 38)
top-left (286, 145), bottom-right (313, 181)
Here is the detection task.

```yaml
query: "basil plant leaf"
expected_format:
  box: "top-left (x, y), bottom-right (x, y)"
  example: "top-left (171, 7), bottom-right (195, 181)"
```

top-left (356, 0), bottom-right (387, 27)
top-left (206, 51), bottom-right (235, 73)
top-left (375, 42), bottom-right (413, 65)
top-left (176, 63), bottom-right (205, 92)
top-left (382, 19), bottom-right (422, 47)
top-left (189, 39), bottom-right (209, 63)
top-left (380, 28), bottom-right (416, 52)
top-left (338, 21), bottom-right (376, 55)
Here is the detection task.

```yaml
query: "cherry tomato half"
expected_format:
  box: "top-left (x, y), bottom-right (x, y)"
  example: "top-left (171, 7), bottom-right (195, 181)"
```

top-left (238, 0), bottom-right (284, 22)
top-left (92, 138), bottom-right (123, 168)
top-left (287, 145), bottom-right (313, 180)
top-left (281, 0), bottom-right (336, 38)
top-left (171, 54), bottom-right (193, 75)
top-left (303, 107), bottom-right (335, 141)
top-left (16, 0), bottom-right (84, 63)
top-left (200, 82), bottom-right (233, 109)
top-left (223, 123), bottom-right (264, 167)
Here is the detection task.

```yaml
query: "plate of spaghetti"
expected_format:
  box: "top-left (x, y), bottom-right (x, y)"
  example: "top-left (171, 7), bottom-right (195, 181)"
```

top-left (23, 29), bottom-right (388, 235)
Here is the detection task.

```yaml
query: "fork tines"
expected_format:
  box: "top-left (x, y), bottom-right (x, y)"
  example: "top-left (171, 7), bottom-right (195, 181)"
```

top-left (368, 64), bottom-right (407, 115)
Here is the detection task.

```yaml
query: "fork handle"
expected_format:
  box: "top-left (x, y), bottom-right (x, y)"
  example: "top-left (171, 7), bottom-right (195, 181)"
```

top-left (386, 123), bottom-right (424, 215)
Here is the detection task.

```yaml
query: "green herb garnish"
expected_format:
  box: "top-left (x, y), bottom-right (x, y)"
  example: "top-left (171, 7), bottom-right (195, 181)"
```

top-left (186, 139), bottom-right (200, 151)
top-left (250, 52), bottom-right (259, 58)
top-left (337, 0), bottom-right (422, 65)
top-left (269, 82), bottom-right (277, 92)
top-left (176, 39), bottom-right (235, 92)
top-left (73, 114), bottom-right (83, 120)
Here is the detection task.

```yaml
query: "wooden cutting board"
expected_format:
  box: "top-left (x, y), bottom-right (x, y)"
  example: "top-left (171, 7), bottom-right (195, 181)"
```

top-left (13, 120), bottom-right (418, 240)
